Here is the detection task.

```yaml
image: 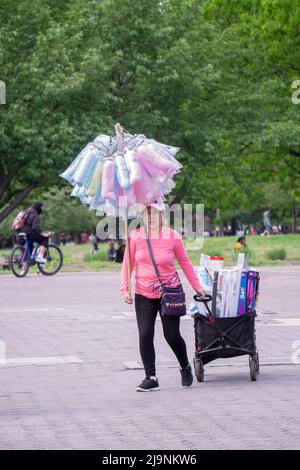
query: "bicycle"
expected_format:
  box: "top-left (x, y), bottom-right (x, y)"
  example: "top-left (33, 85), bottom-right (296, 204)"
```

top-left (10, 232), bottom-right (64, 278)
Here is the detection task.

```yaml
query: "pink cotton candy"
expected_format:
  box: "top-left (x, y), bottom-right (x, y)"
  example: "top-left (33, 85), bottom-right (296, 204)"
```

top-left (125, 185), bottom-right (137, 206)
top-left (132, 175), bottom-right (161, 205)
top-left (124, 149), bottom-right (143, 184)
top-left (101, 159), bottom-right (116, 201)
top-left (136, 143), bottom-right (180, 174)
top-left (118, 185), bottom-right (136, 207)
top-left (133, 180), bottom-right (152, 205)
top-left (150, 177), bottom-right (164, 200)
top-left (133, 151), bottom-right (163, 181)
top-left (139, 158), bottom-right (167, 183)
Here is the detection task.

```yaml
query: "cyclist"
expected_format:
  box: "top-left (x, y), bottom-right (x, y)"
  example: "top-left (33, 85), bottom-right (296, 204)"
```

top-left (19, 202), bottom-right (52, 266)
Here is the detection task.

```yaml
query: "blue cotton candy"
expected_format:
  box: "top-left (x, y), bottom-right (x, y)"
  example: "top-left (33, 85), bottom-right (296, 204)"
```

top-left (59, 146), bottom-right (88, 184)
top-left (115, 153), bottom-right (130, 189)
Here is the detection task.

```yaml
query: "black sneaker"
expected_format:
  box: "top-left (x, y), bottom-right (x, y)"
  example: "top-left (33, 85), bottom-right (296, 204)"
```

top-left (136, 376), bottom-right (160, 392)
top-left (180, 364), bottom-right (193, 387)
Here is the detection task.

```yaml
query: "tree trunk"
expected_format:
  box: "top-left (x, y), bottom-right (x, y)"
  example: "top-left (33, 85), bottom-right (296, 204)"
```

top-left (230, 217), bottom-right (238, 236)
top-left (0, 184), bottom-right (36, 223)
top-left (215, 206), bottom-right (221, 237)
top-left (291, 200), bottom-right (297, 233)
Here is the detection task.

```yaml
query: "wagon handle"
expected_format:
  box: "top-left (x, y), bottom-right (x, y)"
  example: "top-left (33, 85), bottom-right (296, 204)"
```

top-left (193, 294), bottom-right (212, 303)
top-left (193, 294), bottom-right (213, 317)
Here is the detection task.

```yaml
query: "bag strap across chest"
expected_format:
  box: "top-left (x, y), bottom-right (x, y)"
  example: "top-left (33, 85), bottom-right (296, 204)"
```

top-left (144, 225), bottom-right (163, 288)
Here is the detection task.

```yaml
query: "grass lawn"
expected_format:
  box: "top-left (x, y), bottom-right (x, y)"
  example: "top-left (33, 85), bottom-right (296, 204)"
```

top-left (185, 234), bottom-right (300, 267)
top-left (0, 234), bottom-right (299, 275)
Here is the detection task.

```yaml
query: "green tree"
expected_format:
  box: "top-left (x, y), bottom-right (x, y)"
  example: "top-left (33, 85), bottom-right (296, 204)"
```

top-left (1, 0), bottom-right (300, 232)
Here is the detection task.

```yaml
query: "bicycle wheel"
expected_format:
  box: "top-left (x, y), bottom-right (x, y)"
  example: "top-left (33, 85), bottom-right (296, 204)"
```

top-left (37, 243), bottom-right (63, 276)
top-left (10, 245), bottom-right (29, 278)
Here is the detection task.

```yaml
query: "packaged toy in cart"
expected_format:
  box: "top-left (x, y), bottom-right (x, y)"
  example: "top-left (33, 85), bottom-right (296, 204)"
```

top-left (190, 255), bottom-right (223, 317)
top-left (191, 253), bottom-right (260, 318)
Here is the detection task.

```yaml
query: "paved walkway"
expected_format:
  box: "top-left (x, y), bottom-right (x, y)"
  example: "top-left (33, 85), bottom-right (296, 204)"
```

top-left (0, 269), bottom-right (299, 450)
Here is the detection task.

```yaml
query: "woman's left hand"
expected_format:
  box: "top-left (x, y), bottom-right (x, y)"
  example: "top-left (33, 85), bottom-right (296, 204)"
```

top-left (196, 287), bottom-right (206, 299)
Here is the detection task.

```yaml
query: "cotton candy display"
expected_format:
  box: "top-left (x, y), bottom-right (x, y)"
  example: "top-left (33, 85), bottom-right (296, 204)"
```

top-left (60, 130), bottom-right (182, 218)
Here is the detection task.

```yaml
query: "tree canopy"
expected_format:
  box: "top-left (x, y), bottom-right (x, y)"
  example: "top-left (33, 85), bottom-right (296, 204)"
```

top-left (0, 0), bottom-right (299, 233)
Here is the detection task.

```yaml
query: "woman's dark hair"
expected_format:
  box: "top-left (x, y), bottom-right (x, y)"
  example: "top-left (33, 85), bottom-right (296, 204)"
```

top-left (32, 201), bottom-right (43, 214)
top-left (237, 236), bottom-right (246, 243)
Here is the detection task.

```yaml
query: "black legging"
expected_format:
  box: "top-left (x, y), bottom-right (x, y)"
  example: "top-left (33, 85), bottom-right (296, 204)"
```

top-left (134, 293), bottom-right (189, 377)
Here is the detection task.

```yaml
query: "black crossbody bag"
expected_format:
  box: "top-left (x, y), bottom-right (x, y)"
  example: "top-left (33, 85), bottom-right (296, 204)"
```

top-left (145, 227), bottom-right (186, 317)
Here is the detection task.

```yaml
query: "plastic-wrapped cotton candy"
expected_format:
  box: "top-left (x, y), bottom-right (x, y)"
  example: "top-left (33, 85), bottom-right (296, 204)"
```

top-left (151, 177), bottom-right (164, 201)
top-left (115, 152), bottom-right (130, 189)
top-left (81, 194), bottom-right (92, 205)
top-left (161, 178), bottom-right (176, 195)
top-left (132, 174), bottom-right (156, 205)
top-left (140, 168), bottom-right (158, 201)
top-left (70, 184), bottom-right (83, 197)
top-left (86, 161), bottom-right (103, 197)
top-left (59, 146), bottom-right (88, 184)
top-left (124, 149), bottom-right (142, 184)
top-left (141, 144), bottom-right (182, 175)
top-left (77, 186), bottom-right (87, 197)
top-left (101, 159), bottom-right (116, 201)
top-left (92, 134), bottom-right (111, 153)
top-left (149, 140), bottom-right (180, 158)
top-left (136, 143), bottom-right (181, 176)
top-left (83, 158), bottom-right (99, 189)
top-left (72, 146), bottom-right (98, 186)
top-left (125, 184), bottom-right (137, 206)
top-left (133, 152), bottom-right (168, 183)
top-left (154, 145), bottom-right (183, 170)
top-left (118, 185), bottom-right (136, 207)
top-left (89, 185), bottom-right (103, 211)
top-left (126, 134), bottom-right (146, 151)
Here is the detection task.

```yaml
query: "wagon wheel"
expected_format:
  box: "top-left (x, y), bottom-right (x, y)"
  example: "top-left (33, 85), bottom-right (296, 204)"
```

top-left (193, 358), bottom-right (205, 382)
top-left (249, 356), bottom-right (258, 381)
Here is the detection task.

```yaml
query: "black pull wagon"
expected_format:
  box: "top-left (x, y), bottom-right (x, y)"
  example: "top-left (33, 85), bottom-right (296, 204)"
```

top-left (192, 294), bottom-right (260, 382)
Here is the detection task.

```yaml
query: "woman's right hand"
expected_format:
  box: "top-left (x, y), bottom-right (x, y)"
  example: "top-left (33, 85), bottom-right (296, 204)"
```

top-left (123, 292), bottom-right (133, 304)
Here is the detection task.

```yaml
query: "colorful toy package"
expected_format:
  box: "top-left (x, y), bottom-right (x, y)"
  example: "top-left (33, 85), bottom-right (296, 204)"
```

top-left (195, 254), bottom-right (260, 318)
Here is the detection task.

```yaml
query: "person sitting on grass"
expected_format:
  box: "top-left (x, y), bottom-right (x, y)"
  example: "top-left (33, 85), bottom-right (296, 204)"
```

top-left (106, 241), bottom-right (116, 261)
top-left (235, 235), bottom-right (247, 253)
top-left (115, 240), bottom-right (125, 263)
